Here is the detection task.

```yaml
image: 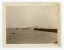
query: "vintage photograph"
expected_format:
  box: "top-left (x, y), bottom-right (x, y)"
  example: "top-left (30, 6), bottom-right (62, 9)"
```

top-left (5, 2), bottom-right (60, 44)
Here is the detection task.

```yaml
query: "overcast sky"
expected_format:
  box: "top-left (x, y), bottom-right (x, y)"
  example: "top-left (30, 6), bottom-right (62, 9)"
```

top-left (6, 4), bottom-right (58, 29)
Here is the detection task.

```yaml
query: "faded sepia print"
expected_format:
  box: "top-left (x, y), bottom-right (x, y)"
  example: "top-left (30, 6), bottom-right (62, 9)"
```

top-left (4, 3), bottom-right (60, 47)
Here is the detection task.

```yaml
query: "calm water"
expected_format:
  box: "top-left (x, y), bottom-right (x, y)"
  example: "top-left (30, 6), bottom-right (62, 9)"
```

top-left (6, 28), bottom-right (57, 44)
